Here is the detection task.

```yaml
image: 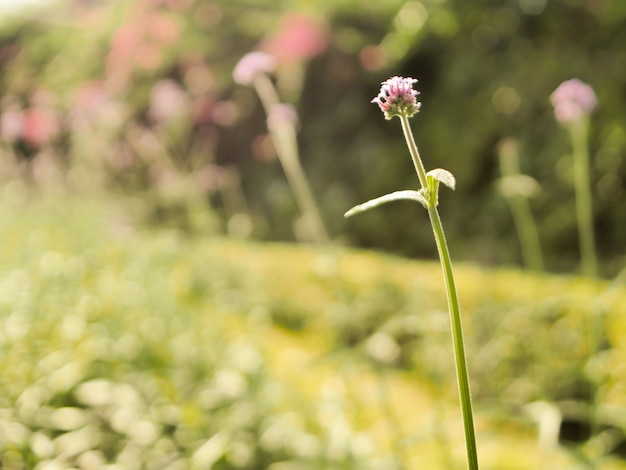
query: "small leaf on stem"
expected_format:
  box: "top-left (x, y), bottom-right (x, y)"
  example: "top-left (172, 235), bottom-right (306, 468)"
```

top-left (344, 190), bottom-right (428, 218)
top-left (427, 168), bottom-right (456, 190)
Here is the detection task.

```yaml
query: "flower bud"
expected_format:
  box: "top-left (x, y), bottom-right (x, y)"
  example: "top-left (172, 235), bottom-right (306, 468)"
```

top-left (550, 79), bottom-right (597, 124)
top-left (371, 76), bottom-right (421, 120)
top-left (233, 52), bottom-right (276, 86)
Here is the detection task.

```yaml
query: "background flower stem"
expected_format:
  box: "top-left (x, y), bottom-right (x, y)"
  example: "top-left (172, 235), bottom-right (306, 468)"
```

top-left (400, 115), bottom-right (479, 470)
top-left (497, 140), bottom-right (544, 272)
top-left (569, 121), bottom-right (597, 277)
top-left (252, 74), bottom-right (329, 244)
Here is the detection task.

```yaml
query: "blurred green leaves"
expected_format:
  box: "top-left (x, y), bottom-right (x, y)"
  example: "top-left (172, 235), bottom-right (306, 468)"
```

top-left (0, 193), bottom-right (625, 467)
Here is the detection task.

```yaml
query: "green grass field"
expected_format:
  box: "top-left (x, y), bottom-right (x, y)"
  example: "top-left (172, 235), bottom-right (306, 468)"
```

top-left (0, 188), bottom-right (625, 469)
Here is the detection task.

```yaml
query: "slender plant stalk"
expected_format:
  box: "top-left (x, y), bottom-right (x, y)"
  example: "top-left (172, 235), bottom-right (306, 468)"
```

top-left (569, 122), bottom-right (597, 277)
top-left (252, 74), bottom-right (329, 244)
top-left (400, 114), bottom-right (479, 470)
top-left (497, 141), bottom-right (544, 272)
top-left (550, 79), bottom-right (598, 276)
top-left (427, 204), bottom-right (478, 469)
top-left (509, 196), bottom-right (544, 271)
top-left (270, 110), bottom-right (329, 244)
top-left (400, 116), bottom-right (428, 188)
top-left (359, 78), bottom-right (478, 468)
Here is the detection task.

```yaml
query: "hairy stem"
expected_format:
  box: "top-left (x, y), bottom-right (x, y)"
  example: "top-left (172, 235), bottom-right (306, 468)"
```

top-left (427, 204), bottom-right (478, 470)
top-left (400, 114), bottom-right (479, 470)
top-left (400, 116), bottom-right (428, 189)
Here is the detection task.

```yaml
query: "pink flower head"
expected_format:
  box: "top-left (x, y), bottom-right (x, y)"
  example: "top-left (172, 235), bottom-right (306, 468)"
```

top-left (550, 79), bottom-right (597, 124)
top-left (233, 52), bottom-right (276, 86)
top-left (372, 76), bottom-right (421, 120)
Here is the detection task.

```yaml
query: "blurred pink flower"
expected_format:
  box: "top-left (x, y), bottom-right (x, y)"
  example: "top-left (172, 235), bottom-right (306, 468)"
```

top-left (210, 101), bottom-right (238, 126)
top-left (0, 106), bottom-right (24, 142)
top-left (191, 96), bottom-right (215, 125)
top-left (359, 45), bottom-right (387, 71)
top-left (71, 82), bottom-right (124, 128)
top-left (110, 24), bottom-right (141, 61)
top-left (233, 52), bottom-right (276, 85)
top-left (550, 79), bottom-right (597, 124)
top-left (21, 109), bottom-right (60, 147)
top-left (183, 62), bottom-right (216, 95)
top-left (136, 43), bottom-right (163, 71)
top-left (261, 13), bottom-right (328, 62)
top-left (149, 79), bottom-right (189, 123)
top-left (106, 24), bottom-right (141, 89)
top-left (146, 12), bottom-right (180, 46)
top-left (74, 82), bottom-right (109, 111)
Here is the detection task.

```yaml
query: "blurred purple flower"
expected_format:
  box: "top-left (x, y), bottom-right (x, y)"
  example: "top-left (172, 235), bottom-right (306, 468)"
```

top-left (233, 52), bottom-right (276, 85)
top-left (550, 79), bottom-right (597, 124)
top-left (267, 103), bottom-right (298, 130)
top-left (149, 79), bottom-right (189, 123)
top-left (360, 45), bottom-right (387, 71)
top-left (372, 76), bottom-right (421, 120)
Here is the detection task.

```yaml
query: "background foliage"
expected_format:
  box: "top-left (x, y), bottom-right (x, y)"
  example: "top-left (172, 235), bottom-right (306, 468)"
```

top-left (0, 194), bottom-right (624, 468)
top-left (0, 0), bottom-right (624, 275)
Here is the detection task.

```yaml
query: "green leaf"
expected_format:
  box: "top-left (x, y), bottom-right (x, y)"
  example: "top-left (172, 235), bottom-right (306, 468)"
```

top-left (344, 190), bottom-right (428, 218)
top-left (427, 168), bottom-right (456, 190)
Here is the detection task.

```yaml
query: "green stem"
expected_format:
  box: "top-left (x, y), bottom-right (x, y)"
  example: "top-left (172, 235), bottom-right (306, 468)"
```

top-left (253, 73), bottom-right (281, 111)
top-left (569, 122), bottom-right (597, 277)
top-left (508, 197), bottom-right (544, 272)
top-left (271, 114), bottom-right (329, 244)
top-left (497, 142), bottom-right (544, 272)
top-left (400, 115), bottom-right (479, 470)
top-left (427, 205), bottom-right (478, 470)
top-left (252, 74), bottom-right (328, 244)
top-left (400, 116), bottom-right (428, 189)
